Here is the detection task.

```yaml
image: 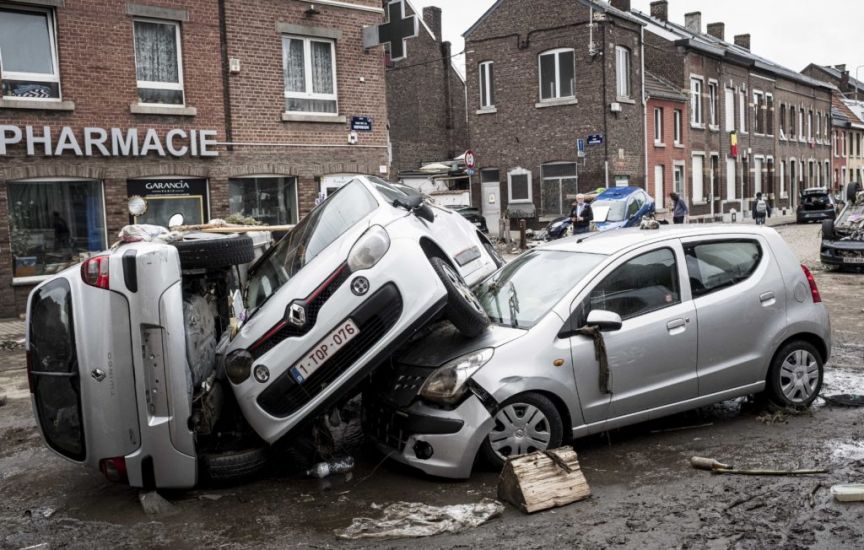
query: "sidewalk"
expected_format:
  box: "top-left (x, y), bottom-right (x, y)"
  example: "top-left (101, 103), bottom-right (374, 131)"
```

top-left (0, 319), bottom-right (25, 342)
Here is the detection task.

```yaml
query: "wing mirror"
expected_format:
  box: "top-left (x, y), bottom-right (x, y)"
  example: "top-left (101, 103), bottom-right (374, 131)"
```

top-left (394, 195), bottom-right (435, 223)
top-left (585, 310), bottom-right (623, 332)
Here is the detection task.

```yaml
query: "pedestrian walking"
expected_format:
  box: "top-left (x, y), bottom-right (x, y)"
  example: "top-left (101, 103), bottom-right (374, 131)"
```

top-left (752, 192), bottom-right (771, 225)
top-left (670, 193), bottom-right (688, 224)
top-left (570, 194), bottom-right (593, 234)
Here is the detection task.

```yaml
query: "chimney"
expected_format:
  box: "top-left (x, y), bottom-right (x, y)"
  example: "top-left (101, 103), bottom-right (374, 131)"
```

top-left (834, 64), bottom-right (847, 73)
top-left (734, 34), bottom-right (751, 50)
top-left (423, 6), bottom-right (442, 43)
top-left (650, 0), bottom-right (668, 22)
top-left (706, 22), bottom-right (725, 41)
top-left (610, 0), bottom-right (630, 11)
top-left (684, 12), bottom-right (701, 34)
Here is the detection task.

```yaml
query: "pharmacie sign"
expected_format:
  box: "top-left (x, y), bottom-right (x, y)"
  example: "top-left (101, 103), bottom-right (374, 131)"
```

top-left (0, 125), bottom-right (219, 157)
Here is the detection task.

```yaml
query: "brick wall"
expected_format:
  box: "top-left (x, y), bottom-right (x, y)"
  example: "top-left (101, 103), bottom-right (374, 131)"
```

top-left (646, 97), bottom-right (688, 212)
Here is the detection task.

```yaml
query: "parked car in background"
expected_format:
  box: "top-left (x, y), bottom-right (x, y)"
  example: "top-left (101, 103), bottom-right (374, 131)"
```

top-left (447, 205), bottom-right (489, 233)
top-left (797, 188), bottom-right (837, 224)
top-left (590, 187), bottom-right (655, 232)
top-left (27, 176), bottom-right (502, 489)
top-left (821, 189), bottom-right (864, 270)
top-left (365, 225), bottom-right (830, 479)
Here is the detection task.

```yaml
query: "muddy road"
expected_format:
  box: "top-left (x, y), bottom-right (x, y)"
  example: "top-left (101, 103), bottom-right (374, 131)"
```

top-left (2, 223), bottom-right (863, 549)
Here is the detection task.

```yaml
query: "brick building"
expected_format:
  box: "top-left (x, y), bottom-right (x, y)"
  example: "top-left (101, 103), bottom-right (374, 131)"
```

top-left (0, 0), bottom-right (390, 317)
top-left (645, 71), bottom-right (687, 213)
top-left (463, 0), bottom-right (646, 233)
top-left (836, 98), bottom-right (864, 187)
top-left (386, 2), bottom-right (467, 173)
top-left (802, 64), bottom-right (864, 101)
top-left (632, 2), bottom-right (833, 220)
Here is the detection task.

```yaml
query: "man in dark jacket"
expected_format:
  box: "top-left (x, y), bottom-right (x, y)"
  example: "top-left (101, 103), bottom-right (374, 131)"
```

top-left (751, 192), bottom-right (771, 225)
top-left (570, 194), bottom-right (593, 234)
top-left (670, 192), bottom-right (688, 224)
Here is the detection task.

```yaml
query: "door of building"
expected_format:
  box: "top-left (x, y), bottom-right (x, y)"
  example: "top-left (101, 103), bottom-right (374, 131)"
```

top-left (654, 165), bottom-right (665, 211)
top-left (482, 182), bottom-right (501, 237)
top-left (726, 158), bottom-right (736, 201)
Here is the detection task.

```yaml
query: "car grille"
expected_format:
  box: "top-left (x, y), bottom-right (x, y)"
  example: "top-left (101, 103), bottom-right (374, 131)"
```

top-left (249, 265), bottom-right (350, 359)
top-left (836, 249), bottom-right (864, 258)
top-left (370, 362), bottom-right (433, 408)
top-left (363, 397), bottom-right (409, 452)
top-left (256, 284), bottom-right (403, 418)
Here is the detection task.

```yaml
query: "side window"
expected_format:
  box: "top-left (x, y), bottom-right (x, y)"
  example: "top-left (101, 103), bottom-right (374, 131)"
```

top-left (684, 240), bottom-right (762, 297)
top-left (577, 248), bottom-right (680, 324)
top-left (626, 198), bottom-right (639, 218)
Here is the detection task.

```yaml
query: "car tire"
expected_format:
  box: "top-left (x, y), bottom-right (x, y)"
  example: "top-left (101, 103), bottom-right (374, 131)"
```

top-left (483, 242), bottom-right (505, 269)
top-left (202, 447), bottom-right (268, 483)
top-left (429, 256), bottom-right (489, 338)
top-left (822, 219), bottom-right (836, 240)
top-left (174, 235), bottom-right (256, 270)
top-left (764, 340), bottom-right (824, 409)
top-left (480, 392), bottom-right (564, 470)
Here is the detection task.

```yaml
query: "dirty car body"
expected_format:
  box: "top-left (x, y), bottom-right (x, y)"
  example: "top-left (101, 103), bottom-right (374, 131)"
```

top-left (591, 187), bottom-right (655, 232)
top-left (821, 192), bottom-right (864, 268)
top-left (365, 226), bottom-right (831, 478)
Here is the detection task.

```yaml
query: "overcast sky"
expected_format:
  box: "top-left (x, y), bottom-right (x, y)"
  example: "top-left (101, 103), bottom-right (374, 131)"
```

top-left (412, 0), bottom-right (864, 81)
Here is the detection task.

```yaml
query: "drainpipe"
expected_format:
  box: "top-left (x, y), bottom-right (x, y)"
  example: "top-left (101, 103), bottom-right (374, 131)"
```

top-left (640, 23), bottom-right (648, 194)
top-left (218, 0), bottom-right (234, 151)
top-left (601, 17), bottom-right (610, 188)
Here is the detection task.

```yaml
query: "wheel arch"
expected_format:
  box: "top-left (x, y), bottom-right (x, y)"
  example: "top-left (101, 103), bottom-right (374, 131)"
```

top-left (773, 332), bottom-right (829, 366)
top-left (419, 237), bottom-right (456, 269)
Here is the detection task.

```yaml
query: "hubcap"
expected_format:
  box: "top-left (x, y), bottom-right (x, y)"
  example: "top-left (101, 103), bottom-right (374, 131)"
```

top-left (779, 349), bottom-right (820, 403)
top-left (488, 403), bottom-right (552, 460)
top-left (441, 263), bottom-right (485, 315)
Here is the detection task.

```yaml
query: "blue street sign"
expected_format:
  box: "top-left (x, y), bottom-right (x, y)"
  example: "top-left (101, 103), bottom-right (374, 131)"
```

top-left (587, 134), bottom-right (604, 146)
top-left (577, 138), bottom-right (585, 152)
top-left (351, 116), bottom-right (373, 132)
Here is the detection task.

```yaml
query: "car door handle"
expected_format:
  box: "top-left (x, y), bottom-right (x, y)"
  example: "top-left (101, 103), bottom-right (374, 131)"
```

top-left (760, 291), bottom-right (776, 306)
top-left (666, 318), bottom-right (686, 333)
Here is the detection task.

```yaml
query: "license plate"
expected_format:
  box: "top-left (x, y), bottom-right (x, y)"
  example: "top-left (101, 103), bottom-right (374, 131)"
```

top-left (290, 320), bottom-right (359, 384)
top-left (843, 257), bottom-right (864, 264)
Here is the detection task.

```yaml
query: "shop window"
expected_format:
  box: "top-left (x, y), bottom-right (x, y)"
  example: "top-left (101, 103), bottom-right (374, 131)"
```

top-left (8, 180), bottom-right (105, 278)
top-left (479, 61), bottom-right (495, 109)
top-left (540, 162), bottom-right (577, 218)
top-left (538, 48), bottom-right (575, 101)
top-left (229, 177), bottom-right (299, 225)
top-left (283, 35), bottom-right (337, 114)
top-left (133, 18), bottom-right (184, 105)
top-left (615, 46), bottom-right (631, 99)
top-left (0, 6), bottom-right (60, 99)
top-left (127, 178), bottom-right (209, 227)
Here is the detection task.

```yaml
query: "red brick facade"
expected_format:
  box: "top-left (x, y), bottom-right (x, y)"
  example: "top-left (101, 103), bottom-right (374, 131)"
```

top-left (646, 96), bottom-right (688, 214)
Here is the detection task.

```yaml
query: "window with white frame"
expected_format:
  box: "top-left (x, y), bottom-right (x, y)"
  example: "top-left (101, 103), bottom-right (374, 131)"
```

top-left (690, 77), bottom-right (703, 125)
top-left (654, 107), bottom-right (663, 143)
top-left (724, 87), bottom-right (735, 131)
top-left (752, 91), bottom-right (764, 134)
top-left (673, 164), bottom-right (685, 195)
top-left (479, 61), bottom-right (495, 109)
top-left (674, 109), bottom-right (682, 144)
top-left (708, 81), bottom-right (718, 127)
top-left (780, 103), bottom-right (786, 138)
top-left (508, 168), bottom-right (532, 203)
top-left (538, 49), bottom-right (575, 101)
top-left (780, 160), bottom-right (785, 197)
top-left (798, 108), bottom-right (804, 141)
top-left (615, 46), bottom-right (631, 99)
top-left (283, 35), bottom-right (337, 114)
top-left (807, 110), bottom-right (813, 140)
top-left (133, 19), bottom-right (185, 105)
top-left (766, 94), bottom-right (774, 136)
top-left (739, 89), bottom-right (747, 133)
top-left (692, 154), bottom-right (704, 202)
top-left (0, 5), bottom-right (60, 99)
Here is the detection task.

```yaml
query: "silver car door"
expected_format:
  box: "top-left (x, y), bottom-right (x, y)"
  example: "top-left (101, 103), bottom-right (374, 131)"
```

top-left (570, 242), bottom-right (698, 422)
top-left (681, 235), bottom-right (787, 393)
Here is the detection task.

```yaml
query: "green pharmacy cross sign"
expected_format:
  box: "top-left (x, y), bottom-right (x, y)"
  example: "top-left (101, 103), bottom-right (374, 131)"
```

top-left (363, 0), bottom-right (419, 62)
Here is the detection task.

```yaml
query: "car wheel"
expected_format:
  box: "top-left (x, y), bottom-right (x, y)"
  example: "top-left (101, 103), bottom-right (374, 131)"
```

top-left (174, 235), bottom-right (256, 270)
top-left (765, 341), bottom-right (824, 409)
top-left (483, 242), bottom-right (505, 269)
top-left (822, 219), bottom-right (836, 240)
top-left (201, 447), bottom-right (268, 483)
top-left (480, 393), bottom-right (564, 470)
top-left (430, 256), bottom-right (489, 338)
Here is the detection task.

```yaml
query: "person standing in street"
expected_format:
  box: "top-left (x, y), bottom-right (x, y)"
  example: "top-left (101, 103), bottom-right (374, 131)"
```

top-left (670, 193), bottom-right (688, 224)
top-left (570, 194), bottom-right (593, 234)
top-left (752, 192), bottom-right (771, 225)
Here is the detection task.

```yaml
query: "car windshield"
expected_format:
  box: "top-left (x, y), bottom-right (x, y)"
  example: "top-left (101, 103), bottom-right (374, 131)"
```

top-left (245, 180), bottom-right (379, 312)
top-left (592, 200), bottom-right (628, 222)
top-left (475, 250), bottom-right (606, 328)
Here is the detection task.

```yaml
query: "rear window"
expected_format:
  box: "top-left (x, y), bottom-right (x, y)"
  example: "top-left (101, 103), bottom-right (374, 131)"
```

top-left (684, 240), bottom-right (762, 298)
top-left (29, 278), bottom-right (85, 460)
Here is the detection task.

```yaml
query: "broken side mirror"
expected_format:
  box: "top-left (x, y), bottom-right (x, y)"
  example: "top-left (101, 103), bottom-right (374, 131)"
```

top-left (393, 195), bottom-right (423, 211)
top-left (585, 310), bottom-right (623, 332)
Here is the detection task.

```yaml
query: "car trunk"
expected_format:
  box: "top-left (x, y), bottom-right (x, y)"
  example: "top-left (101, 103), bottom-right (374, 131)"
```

top-left (801, 194), bottom-right (831, 211)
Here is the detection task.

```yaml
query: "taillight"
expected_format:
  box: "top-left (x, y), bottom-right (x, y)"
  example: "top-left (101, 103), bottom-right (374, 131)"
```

top-left (801, 264), bottom-right (822, 303)
top-left (81, 255), bottom-right (110, 289)
top-left (99, 457), bottom-right (128, 483)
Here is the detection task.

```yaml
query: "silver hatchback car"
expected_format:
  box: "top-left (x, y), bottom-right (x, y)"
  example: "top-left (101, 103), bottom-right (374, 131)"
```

top-left (364, 226), bottom-right (831, 478)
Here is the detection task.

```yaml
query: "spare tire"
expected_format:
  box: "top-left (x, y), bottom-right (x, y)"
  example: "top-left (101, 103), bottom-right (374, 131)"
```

top-left (202, 447), bottom-right (268, 483)
top-left (174, 235), bottom-right (255, 270)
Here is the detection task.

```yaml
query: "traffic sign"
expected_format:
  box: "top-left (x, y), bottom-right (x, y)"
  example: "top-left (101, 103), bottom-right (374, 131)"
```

top-left (465, 150), bottom-right (476, 170)
top-left (587, 134), bottom-right (604, 146)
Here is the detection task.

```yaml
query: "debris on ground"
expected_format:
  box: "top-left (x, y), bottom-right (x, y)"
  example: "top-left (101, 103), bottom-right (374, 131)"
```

top-left (650, 422), bottom-right (714, 434)
top-left (690, 456), bottom-right (828, 476)
top-left (0, 339), bottom-right (24, 351)
top-left (0, 392), bottom-right (6, 407)
top-left (24, 507), bottom-right (56, 519)
top-left (139, 491), bottom-right (177, 516)
top-left (306, 456), bottom-right (355, 479)
top-left (498, 446), bottom-right (591, 514)
top-left (823, 394), bottom-right (864, 407)
top-left (831, 483), bottom-right (864, 502)
top-left (335, 499), bottom-right (504, 540)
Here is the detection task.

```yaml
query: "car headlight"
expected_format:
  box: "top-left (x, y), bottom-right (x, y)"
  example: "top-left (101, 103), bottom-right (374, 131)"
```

top-left (225, 350), bottom-right (253, 384)
top-left (348, 225), bottom-right (391, 272)
top-left (418, 348), bottom-right (494, 404)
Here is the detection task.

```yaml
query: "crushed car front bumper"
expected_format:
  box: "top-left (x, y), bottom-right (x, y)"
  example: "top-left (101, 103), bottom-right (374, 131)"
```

top-left (821, 238), bottom-right (864, 266)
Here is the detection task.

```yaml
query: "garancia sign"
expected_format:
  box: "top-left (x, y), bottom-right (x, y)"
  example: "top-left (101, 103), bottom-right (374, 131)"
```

top-left (0, 125), bottom-right (219, 157)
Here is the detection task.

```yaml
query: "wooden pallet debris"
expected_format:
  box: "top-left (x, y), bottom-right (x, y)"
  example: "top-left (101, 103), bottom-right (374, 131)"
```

top-left (497, 446), bottom-right (591, 514)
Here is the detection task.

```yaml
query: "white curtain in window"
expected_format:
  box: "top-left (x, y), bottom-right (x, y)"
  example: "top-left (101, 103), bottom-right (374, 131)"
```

top-left (692, 155), bottom-right (704, 201)
top-left (283, 38), bottom-right (306, 93)
top-left (0, 9), bottom-right (54, 74)
top-left (615, 47), bottom-right (630, 98)
top-left (310, 41), bottom-right (333, 94)
top-left (134, 21), bottom-right (179, 84)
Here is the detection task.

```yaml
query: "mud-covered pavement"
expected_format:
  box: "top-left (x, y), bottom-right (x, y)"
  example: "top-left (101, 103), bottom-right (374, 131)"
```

top-left (2, 223), bottom-right (863, 549)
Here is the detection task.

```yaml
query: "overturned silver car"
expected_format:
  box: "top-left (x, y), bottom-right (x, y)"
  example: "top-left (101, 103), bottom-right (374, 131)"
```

top-left (821, 189), bottom-right (864, 270)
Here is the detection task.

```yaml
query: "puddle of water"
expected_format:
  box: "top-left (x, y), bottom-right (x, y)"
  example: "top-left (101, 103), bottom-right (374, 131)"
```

top-left (818, 368), bottom-right (864, 407)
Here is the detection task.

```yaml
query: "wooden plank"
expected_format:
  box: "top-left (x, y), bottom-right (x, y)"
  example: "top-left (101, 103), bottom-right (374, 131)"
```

top-left (497, 446), bottom-right (591, 514)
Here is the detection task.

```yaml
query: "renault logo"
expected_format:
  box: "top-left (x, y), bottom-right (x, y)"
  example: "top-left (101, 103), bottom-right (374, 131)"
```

top-left (351, 276), bottom-right (370, 296)
top-left (287, 302), bottom-right (307, 327)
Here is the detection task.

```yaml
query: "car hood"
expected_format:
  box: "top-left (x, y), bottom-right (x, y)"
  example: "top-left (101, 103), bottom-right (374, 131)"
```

top-left (397, 322), bottom-right (527, 367)
top-left (595, 220), bottom-right (627, 231)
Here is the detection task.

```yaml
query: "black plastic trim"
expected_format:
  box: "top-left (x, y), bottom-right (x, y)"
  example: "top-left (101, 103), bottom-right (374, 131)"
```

top-left (122, 249), bottom-right (138, 293)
